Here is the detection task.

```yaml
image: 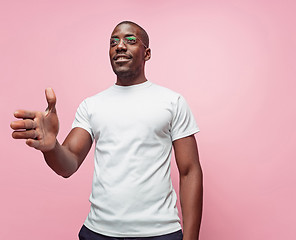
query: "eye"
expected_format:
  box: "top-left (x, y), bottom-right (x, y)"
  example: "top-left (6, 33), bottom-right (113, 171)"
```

top-left (110, 38), bottom-right (119, 46)
top-left (125, 36), bottom-right (136, 44)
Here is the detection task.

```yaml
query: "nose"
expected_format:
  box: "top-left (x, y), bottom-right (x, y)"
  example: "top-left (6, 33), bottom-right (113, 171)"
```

top-left (116, 38), bottom-right (127, 52)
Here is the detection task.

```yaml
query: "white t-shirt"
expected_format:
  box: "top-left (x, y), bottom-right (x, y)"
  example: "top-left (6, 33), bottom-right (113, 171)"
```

top-left (72, 81), bottom-right (199, 237)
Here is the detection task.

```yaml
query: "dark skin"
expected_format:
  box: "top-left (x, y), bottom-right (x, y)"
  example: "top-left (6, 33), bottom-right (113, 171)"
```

top-left (109, 23), bottom-right (151, 86)
top-left (10, 23), bottom-right (203, 239)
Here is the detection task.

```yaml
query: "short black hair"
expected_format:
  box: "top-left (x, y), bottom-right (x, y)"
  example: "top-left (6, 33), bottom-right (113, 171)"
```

top-left (116, 21), bottom-right (149, 48)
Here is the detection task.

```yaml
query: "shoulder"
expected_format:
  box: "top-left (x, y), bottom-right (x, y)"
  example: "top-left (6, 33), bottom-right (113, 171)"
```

top-left (149, 83), bottom-right (195, 115)
top-left (149, 83), bottom-right (182, 101)
top-left (83, 86), bottom-right (114, 104)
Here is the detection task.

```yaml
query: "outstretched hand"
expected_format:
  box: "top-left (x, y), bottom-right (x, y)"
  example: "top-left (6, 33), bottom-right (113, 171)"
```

top-left (11, 88), bottom-right (59, 152)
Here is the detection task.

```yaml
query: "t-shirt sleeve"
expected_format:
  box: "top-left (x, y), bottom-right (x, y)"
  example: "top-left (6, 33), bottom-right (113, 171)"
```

top-left (72, 99), bottom-right (94, 141)
top-left (170, 95), bottom-right (200, 141)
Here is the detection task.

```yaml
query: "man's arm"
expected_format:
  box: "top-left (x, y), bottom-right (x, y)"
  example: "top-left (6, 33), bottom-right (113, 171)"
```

top-left (41, 127), bottom-right (92, 178)
top-left (173, 134), bottom-right (203, 240)
top-left (11, 88), bottom-right (92, 178)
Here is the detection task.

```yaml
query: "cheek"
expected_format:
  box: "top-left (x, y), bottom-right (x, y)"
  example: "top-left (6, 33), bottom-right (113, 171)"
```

top-left (109, 47), bottom-right (116, 56)
top-left (131, 50), bottom-right (144, 60)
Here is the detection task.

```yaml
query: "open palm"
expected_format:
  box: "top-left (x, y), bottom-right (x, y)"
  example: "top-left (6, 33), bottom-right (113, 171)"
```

top-left (11, 88), bottom-right (59, 152)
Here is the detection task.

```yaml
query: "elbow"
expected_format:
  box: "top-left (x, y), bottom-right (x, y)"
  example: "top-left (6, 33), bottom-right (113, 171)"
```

top-left (180, 165), bottom-right (203, 188)
top-left (60, 170), bottom-right (75, 178)
top-left (61, 174), bottom-right (72, 179)
top-left (55, 170), bottom-right (74, 178)
top-left (181, 163), bottom-right (203, 179)
top-left (52, 163), bottom-right (78, 178)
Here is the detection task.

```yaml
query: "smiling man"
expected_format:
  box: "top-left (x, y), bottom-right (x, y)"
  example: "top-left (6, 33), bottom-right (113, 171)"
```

top-left (11, 21), bottom-right (203, 240)
top-left (110, 23), bottom-right (150, 84)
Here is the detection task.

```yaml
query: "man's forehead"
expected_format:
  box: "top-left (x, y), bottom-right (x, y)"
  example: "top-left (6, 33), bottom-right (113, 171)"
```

top-left (111, 23), bottom-right (140, 36)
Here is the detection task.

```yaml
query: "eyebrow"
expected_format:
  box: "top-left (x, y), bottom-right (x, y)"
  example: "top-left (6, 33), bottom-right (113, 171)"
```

top-left (111, 34), bottom-right (136, 38)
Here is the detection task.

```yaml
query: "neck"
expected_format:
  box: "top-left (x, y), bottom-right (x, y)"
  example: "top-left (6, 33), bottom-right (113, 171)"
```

top-left (115, 72), bottom-right (147, 86)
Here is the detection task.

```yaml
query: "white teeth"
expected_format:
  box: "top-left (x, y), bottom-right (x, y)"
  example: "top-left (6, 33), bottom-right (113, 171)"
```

top-left (116, 56), bottom-right (129, 60)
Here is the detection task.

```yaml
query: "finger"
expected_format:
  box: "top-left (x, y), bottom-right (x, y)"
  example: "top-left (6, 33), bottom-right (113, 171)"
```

top-left (12, 130), bottom-right (38, 139)
top-left (45, 88), bottom-right (56, 115)
top-left (26, 139), bottom-right (40, 149)
top-left (14, 110), bottom-right (36, 119)
top-left (10, 119), bottom-right (37, 130)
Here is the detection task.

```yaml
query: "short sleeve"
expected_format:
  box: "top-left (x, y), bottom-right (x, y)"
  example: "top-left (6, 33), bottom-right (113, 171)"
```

top-left (72, 100), bottom-right (94, 141)
top-left (170, 95), bottom-right (200, 141)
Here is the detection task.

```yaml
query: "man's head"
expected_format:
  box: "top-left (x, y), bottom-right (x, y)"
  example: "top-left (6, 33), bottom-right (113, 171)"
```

top-left (109, 21), bottom-right (151, 83)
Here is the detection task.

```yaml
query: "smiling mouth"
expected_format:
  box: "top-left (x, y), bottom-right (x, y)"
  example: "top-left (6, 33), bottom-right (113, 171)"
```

top-left (114, 54), bottom-right (132, 60)
top-left (114, 56), bottom-right (132, 64)
top-left (116, 57), bottom-right (130, 61)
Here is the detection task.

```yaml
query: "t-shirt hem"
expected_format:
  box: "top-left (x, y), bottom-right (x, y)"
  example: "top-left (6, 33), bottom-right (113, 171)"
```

top-left (71, 124), bottom-right (94, 141)
top-left (83, 222), bottom-right (182, 238)
top-left (171, 128), bottom-right (200, 142)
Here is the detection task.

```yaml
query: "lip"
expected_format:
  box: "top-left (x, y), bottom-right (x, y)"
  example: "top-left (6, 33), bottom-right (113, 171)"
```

top-left (113, 54), bottom-right (132, 61)
top-left (115, 58), bottom-right (132, 64)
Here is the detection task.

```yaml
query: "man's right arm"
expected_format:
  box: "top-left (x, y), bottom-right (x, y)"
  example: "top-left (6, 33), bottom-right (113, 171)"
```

top-left (42, 128), bottom-right (92, 178)
top-left (10, 88), bottom-right (92, 178)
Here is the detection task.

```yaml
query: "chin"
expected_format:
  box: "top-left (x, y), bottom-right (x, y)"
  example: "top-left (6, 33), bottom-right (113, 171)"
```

top-left (114, 68), bottom-right (136, 79)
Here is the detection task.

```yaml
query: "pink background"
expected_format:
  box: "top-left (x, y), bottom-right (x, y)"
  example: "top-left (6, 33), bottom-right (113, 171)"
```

top-left (1, 0), bottom-right (295, 239)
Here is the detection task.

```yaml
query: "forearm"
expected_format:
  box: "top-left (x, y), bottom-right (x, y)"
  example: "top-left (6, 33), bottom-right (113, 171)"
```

top-left (180, 167), bottom-right (203, 240)
top-left (42, 140), bottom-right (79, 178)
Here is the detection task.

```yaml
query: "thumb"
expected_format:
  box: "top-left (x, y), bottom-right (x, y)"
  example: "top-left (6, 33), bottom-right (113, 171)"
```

top-left (45, 87), bottom-right (57, 115)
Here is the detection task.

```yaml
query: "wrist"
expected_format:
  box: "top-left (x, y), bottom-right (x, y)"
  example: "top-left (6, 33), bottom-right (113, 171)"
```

top-left (41, 139), bottom-right (59, 154)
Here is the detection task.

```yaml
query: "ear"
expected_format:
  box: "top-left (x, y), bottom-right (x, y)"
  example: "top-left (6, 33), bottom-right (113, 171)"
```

top-left (144, 48), bottom-right (151, 61)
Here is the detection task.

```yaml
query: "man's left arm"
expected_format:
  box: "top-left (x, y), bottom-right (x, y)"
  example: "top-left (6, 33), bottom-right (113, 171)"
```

top-left (173, 134), bottom-right (203, 240)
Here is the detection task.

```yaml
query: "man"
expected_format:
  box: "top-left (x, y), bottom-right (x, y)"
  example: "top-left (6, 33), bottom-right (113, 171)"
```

top-left (11, 21), bottom-right (203, 239)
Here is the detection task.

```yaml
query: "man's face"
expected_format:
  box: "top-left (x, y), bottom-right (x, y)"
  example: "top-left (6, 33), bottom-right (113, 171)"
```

top-left (109, 23), bottom-right (150, 79)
